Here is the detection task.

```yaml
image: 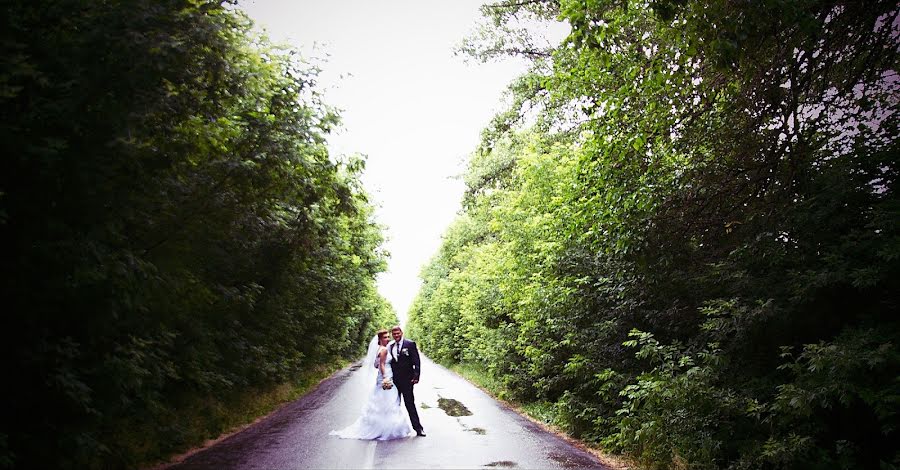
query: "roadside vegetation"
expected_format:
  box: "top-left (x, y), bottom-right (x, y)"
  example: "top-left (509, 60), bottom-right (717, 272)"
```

top-left (409, 1), bottom-right (899, 468)
top-left (1, 1), bottom-right (396, 467)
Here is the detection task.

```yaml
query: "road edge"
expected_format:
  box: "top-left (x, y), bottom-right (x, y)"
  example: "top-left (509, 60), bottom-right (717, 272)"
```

top-left (144, 359), bottom-right (360, 470)
top-left (430, 358), bottom-right (634, 470)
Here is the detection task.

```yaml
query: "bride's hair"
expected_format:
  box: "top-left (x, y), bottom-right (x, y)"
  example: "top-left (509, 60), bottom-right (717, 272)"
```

top-left (376, 329), bottom-right (389, 342)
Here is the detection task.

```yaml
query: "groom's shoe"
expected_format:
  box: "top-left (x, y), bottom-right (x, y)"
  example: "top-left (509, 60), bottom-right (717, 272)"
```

top-left (416, 430), bottom-right (426, 437)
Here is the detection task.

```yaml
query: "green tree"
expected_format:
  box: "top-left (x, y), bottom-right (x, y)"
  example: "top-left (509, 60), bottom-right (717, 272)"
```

top-left (411, 0), bottom-right (899, 468)
top-left (1, 1), bottom-right (394, 467)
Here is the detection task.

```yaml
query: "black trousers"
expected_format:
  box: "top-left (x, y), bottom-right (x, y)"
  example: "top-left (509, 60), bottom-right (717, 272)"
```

top-left (396, 380), bottom-right (422, 432)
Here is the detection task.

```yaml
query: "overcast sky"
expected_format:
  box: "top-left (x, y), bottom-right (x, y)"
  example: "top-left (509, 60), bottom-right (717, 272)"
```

top-left (239, 0), bottom-right (533, 323)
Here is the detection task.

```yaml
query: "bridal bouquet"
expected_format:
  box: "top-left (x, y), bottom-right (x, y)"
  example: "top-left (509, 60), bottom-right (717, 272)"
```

top-left (381, 378), bottom-right (393, 390)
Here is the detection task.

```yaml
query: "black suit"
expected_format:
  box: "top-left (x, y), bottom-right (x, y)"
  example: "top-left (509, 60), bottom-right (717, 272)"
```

top-left (389, 338), bottom-right (423, 432)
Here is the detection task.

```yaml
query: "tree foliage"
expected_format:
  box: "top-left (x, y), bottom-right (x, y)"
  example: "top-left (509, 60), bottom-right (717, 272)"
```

top-left (409, 0), bottom-right (899, 468)
top-left (0, 1), bottom-right (395, 467)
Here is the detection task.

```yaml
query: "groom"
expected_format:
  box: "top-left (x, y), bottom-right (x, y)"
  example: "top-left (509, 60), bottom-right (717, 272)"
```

top-left (389, 325), bottom-right (425, 437)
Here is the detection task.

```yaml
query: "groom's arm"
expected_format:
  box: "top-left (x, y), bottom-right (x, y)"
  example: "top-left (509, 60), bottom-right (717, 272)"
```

top-left (410, 341), bottom-right (421, 382)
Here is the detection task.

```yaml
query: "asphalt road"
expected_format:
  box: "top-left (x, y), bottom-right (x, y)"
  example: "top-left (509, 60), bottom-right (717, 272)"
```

top-left (167, 355), bottom-right (611, 469)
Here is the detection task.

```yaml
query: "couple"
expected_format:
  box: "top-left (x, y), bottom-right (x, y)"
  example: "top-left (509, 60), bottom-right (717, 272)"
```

top-left (330, 326), bottom-right (425, 440)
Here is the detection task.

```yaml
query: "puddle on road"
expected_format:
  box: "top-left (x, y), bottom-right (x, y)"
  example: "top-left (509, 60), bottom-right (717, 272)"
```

top-left (456, 417), bottom-right (485, 435)
top-left (484, 461), bottom-right (517, 468)
top-left (548, 451), bottom-right (588, 469)
top-left (349, 364), bottom-right (362, 371)
top-left (438, 398), bottom-right (472, 417)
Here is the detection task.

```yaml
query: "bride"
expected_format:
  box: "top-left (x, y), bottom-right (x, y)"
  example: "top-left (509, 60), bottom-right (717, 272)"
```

top-left (330, 329), bottom-right (413, 440)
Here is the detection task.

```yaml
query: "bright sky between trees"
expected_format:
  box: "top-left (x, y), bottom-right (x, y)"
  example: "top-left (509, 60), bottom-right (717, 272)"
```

top-left (239, 0), bottom-right (534, 323)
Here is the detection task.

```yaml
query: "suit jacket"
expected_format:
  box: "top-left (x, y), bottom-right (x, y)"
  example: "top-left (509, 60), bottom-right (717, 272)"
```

top-left (389, 338), bottom-right (421, 381)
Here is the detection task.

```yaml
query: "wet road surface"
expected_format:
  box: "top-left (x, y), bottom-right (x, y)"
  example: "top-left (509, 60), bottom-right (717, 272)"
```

top-left (167, 355), bottom-right (611, 469)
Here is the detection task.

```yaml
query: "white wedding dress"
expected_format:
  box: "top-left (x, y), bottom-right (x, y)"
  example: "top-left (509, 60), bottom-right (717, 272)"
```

top-left (330, 342), bottom-right (413, 440)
